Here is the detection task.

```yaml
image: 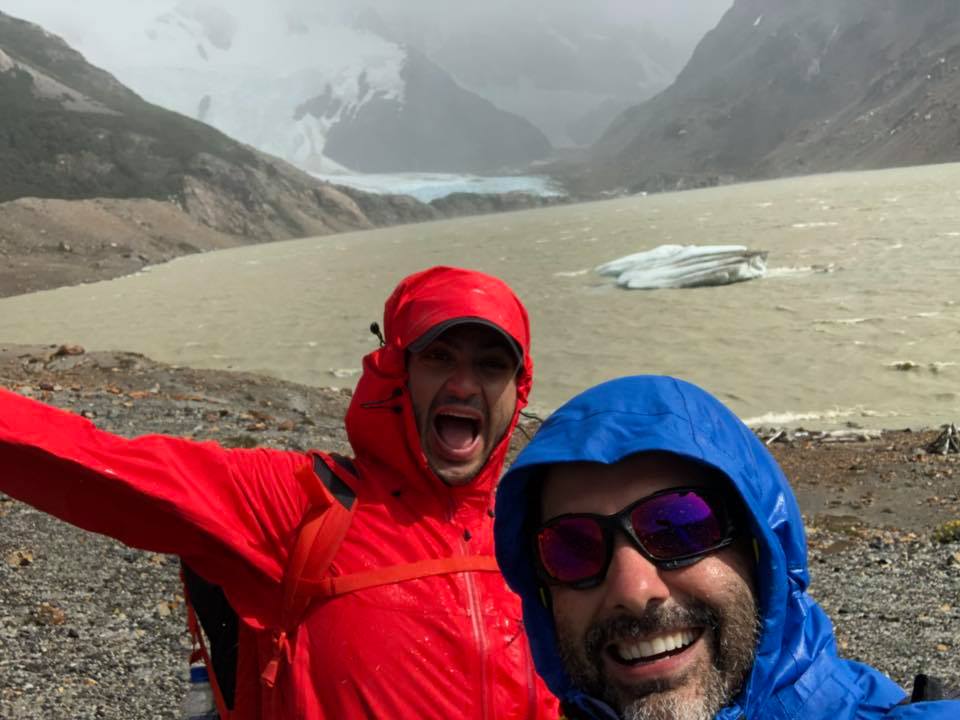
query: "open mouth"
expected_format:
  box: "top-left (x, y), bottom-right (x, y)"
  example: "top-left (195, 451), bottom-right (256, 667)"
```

top-left (607, 628), bottom-right (701, 666)
top-left (432, 409), bottom-right (483, 460)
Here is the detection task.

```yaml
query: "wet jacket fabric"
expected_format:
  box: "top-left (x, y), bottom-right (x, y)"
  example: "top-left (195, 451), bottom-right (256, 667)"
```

top-left (493, 376), bottom-right (960, 720)
top-left (0, 266), bottom-right (556, 720)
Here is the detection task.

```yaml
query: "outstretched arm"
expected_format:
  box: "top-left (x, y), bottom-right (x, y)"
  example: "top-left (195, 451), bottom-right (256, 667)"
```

top-left (0, 387), bottom-right (311, 627)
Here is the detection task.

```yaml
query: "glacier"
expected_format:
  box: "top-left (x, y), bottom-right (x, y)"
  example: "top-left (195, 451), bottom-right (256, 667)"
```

top-left (310, 171), bottom-right (563, 202)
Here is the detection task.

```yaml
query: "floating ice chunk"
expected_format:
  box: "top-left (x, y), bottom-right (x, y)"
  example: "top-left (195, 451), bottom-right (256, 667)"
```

top-left (596, 245), bottom-right (768, 290)
top-left (329, 368), bottom-right (361, 379)
top-left (554, 269), bottom-right (589, 278)
top-left (813, 317), bottom-right (873, 325)
top-left (766, 263), bottom-right (835, 278)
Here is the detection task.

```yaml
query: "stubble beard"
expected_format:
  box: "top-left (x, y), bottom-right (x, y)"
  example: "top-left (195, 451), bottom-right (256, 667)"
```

top-left (555, 583), bottom-right (759, 720)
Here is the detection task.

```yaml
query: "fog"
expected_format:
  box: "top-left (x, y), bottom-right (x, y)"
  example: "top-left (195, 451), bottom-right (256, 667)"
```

top-left (0, 0), bottom-right (732, 67)
top-left (0, 0), bottom-right (734, 151)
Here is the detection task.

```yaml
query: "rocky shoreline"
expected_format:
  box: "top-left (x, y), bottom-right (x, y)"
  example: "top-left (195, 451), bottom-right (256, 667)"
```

top-left (1, 344), bottom-right (957, 718)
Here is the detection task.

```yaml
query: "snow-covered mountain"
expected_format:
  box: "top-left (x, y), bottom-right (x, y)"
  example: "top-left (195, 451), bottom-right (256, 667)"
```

top-left (357, 0), bottom-right (733, 147)
top-left (0, 0), bottom-right (550, 174)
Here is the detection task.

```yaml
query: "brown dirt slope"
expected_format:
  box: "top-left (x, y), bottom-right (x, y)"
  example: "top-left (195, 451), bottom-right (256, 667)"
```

top-left (0, 197), bottom-right (242, 296)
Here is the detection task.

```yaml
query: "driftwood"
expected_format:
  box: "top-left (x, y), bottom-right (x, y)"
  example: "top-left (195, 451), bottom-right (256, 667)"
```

top-left (925, 423), bottom-right (960, 455)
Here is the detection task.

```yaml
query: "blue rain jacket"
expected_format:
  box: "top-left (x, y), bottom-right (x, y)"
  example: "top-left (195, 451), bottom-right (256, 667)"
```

top-left (494, 376), bottom-right (959, 719)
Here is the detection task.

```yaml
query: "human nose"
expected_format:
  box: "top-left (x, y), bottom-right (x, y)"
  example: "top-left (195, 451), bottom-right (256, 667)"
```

top-left (442, 359), bottom-right (481, 398)
top-left (600, 533), bottom-right (671, 613)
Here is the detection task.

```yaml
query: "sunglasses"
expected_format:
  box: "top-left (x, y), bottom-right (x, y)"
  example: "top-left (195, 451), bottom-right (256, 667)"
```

top-left (535, 487), bottom-right (738, 589)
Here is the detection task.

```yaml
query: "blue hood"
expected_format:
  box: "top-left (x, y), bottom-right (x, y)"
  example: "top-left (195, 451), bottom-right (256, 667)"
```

top-left (494, 376), bottom-right (932, 719)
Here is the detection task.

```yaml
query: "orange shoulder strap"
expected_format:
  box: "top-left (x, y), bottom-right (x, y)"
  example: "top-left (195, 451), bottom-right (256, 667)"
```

top-left (302, 555), bottom-right (499, 598)
top-left (280, 453), bottom-right (357, 622)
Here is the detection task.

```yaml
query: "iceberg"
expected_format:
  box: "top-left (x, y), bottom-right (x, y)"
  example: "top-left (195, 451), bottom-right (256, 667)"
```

top-left (596, 244), bottom-right (768, 290)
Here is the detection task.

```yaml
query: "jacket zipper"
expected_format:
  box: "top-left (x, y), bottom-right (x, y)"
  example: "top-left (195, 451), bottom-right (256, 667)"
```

top-left (451, 498), bottom-right (492, 720)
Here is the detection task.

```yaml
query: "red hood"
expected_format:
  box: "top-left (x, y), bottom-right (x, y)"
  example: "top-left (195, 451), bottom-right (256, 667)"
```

top-left (345, 266), bottom-right (533, 514)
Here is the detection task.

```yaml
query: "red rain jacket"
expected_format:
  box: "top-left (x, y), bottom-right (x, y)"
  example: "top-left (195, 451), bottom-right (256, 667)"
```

top-left (0, 266), bottom-right (557, 719)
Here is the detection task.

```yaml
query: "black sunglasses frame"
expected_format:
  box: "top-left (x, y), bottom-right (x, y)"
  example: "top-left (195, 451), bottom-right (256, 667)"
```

top-left (535, 486), bottom-right (739, 590)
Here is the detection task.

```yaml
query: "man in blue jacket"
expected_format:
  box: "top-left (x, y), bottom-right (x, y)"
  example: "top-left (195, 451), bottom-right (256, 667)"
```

top-left (494, 376), bottom-right (959, 720)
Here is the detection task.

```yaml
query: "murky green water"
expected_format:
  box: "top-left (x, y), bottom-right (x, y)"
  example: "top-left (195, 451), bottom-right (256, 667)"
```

top-left (3, 163), bottom-right (960, 429)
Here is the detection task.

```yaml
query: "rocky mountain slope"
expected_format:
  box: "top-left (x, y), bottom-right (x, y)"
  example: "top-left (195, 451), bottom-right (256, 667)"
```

top-left (567, 0), bottom-right (960, 194)
top-left (0, 11), bottom-right (408, 239)
top-left (2, 1), bottom-right (551, 175)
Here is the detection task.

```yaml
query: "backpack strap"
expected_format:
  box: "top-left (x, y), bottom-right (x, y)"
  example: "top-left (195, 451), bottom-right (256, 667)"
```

top-left (183, 567), bottom-right (233, 720)
top-left (261, 452), bottom-right (358, 689)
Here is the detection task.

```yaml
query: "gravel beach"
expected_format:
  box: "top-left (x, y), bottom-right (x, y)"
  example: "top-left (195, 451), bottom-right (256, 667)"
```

top-left (1, 344), bottom-right (958, 718)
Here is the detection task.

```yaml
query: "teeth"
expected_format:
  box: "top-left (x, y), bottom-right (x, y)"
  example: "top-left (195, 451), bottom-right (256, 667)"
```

top-left (616, 630), bottom-right (696, 661)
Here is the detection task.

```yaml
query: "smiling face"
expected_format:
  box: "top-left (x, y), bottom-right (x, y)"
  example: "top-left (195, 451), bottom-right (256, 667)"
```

top-left (407, 323), bottom-right (520, 486)
top-left (541, 453), bottom-right (758, 720)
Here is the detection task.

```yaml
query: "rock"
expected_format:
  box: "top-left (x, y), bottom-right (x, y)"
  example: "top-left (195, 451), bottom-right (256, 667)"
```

top-left (5, 549), bottom-right (33, 567)
top-left (34, 603), bottom-right (66, 626)
top-left (54, 344), bottom-right (85, 357)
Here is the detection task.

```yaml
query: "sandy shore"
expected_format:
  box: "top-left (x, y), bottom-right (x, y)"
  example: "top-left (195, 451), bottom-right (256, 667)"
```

top-left (1, 344), bottom-right (957, 718)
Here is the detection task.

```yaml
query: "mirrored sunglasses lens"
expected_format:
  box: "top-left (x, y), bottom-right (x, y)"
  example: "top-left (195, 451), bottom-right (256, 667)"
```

top-left (630, 491), bottom-right (724, 559)
top-left (538, 517), bottom-right (605, 583)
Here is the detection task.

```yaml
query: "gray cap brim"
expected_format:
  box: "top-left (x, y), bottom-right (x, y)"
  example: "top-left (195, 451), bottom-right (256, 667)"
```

top-left (408, 317), bottom-right (523, 367)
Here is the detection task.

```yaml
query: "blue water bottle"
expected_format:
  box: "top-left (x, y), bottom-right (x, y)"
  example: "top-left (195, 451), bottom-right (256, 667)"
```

top-left (182, 664), bottom-right (218, 719)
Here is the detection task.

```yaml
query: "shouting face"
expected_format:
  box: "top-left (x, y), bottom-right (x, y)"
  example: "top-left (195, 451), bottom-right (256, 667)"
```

top-left (407, 323), bottom-right (519, 485)
top-left (542, 453), bottom-right (759, 720)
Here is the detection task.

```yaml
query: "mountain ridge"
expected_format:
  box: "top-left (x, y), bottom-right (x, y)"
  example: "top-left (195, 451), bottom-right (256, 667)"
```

top-left (565, 0), bottom-right (960, 195)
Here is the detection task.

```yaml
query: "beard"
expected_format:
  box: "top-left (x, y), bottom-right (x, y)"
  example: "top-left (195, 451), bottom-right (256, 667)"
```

top-left (555, 578), bottom-right (759, 720)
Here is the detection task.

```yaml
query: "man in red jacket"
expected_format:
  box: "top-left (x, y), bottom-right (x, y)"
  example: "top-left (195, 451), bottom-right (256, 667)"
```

top-left (0, 266), bottom-right (556, 719)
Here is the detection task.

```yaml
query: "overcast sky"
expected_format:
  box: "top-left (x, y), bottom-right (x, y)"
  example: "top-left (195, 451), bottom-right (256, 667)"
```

top-left (0, 0), bottom-right (734, 56)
